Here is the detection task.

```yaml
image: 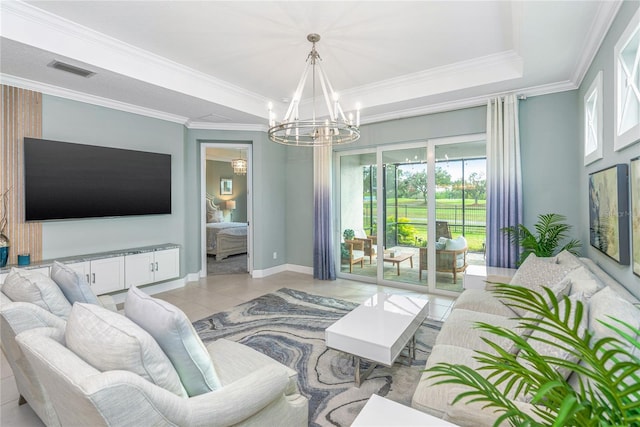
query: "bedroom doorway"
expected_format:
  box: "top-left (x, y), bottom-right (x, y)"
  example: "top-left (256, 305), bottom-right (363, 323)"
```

top-left (200, 143), bottom-right (252, 277)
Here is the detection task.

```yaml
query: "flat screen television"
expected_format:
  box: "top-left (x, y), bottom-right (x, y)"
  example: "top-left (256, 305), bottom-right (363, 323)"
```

top-left (24, 137), bottom-right (172, 221)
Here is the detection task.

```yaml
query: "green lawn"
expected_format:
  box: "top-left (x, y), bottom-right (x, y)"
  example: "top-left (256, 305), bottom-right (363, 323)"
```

top-left (362, 197), bottom-right (487, 252)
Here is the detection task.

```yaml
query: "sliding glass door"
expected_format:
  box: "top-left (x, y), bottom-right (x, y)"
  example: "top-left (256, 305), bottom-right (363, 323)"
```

top-left (337, 135), bottom-right (486, 294)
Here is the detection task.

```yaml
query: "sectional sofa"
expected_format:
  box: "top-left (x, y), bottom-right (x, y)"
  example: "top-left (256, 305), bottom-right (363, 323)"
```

top-left (0, 262), bottom-right (308, 426)
top-left (411, 251), bottom-right (640, 426)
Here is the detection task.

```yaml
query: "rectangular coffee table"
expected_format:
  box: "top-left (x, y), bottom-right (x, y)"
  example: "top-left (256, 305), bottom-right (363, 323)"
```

top-left (352, 394), bottom-right (458, 426)
top-left (383, 252), bottom-right (414, 275)
top-left (325, 292), bottom-right (429, 386)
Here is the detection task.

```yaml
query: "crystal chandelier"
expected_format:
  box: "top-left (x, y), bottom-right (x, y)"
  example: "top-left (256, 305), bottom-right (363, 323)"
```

top-left (231, 157), bottom-right (247, 175)
top-left (268, 34), bottom-right (360, 146)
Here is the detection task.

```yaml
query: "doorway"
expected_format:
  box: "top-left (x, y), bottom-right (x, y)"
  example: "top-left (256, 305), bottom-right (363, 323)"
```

top-left (200, 143), bottom-right (252, 277)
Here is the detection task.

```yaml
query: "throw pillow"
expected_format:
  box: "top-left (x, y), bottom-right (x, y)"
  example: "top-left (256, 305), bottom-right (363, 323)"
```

top-left (125, 286), bottom-right (221, 396)
top-left (50, 261), bottom-right (101, 306)
top-left (65, 303), bottom-right (187, 397)
top-left (444, 236), bottom-right (467, 268)
top-left (509, 254), bottom-right (574, 291)
top-left (588, 287), bottom-right (640, 352)
top-left (445, 235), bottom-right (467, 251)
top-left (516, 293), bottom-right (588, 381)
top-left (555, 250), bottom-right (583, 269)
top-left (2, 268), bottom-right (72, 319)
top-left (566, 266), bottom-right (605, 297)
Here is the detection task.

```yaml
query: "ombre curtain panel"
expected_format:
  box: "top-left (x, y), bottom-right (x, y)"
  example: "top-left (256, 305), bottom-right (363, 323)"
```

top-left (313, 145), bottom-right (336, 280)
top-left (486, 94), bottom-right (523, 268)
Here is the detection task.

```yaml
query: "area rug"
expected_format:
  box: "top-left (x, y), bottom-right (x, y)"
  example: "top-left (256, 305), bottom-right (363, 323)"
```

top-left (207, 253), bottom-right (248, 275)
top-left (193, 288), bottom-right (442, 427)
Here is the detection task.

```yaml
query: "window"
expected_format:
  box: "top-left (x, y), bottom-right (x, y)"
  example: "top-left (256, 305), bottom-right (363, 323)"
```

top-left (614, 9), bottom-right (640, 151)
top-left (584, 71), bottom-right (603, 165)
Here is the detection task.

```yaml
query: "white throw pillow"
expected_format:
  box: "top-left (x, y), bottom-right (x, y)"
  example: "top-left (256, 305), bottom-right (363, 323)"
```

top-left (2, 268), bottom-right (72, 319)
top-left (589, 287), bottom-right (640, 352)
top-left (50, 261), bottom-right (101, 306)
top-left (566, 266), bottom-right (605, 297)
top-left (509, 253), bottom-right (573, 290)
top-left (65, 303), bottom-right (187, 397)
top-left (555, 250), bottom-right (583, 269)
top-left (516, 293), bottom-right (588, 380)
top-left (445, 235), bottom-right (467, 251)
top-left (125, 286), bottom-right (221, 396)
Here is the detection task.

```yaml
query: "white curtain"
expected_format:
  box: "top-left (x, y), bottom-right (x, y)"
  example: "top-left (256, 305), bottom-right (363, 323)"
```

top-left (486, 94), bottom-right (523, 268)
top-left (313, 145), bottom-right (336, 280)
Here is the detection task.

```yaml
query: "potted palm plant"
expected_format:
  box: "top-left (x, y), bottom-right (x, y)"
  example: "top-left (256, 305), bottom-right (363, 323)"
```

top-left (426, 284), bottom-right (640, 426)
top-left (502, 213), bottom-right (581, 266)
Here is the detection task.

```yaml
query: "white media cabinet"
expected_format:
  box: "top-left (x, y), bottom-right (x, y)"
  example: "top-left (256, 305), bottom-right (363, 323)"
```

top-left (0, 243), bottom-right (180, 296)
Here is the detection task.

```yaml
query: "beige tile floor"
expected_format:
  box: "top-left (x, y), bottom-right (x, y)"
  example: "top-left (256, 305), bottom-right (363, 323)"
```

top-left (1, 271), bottom-right (456, 426)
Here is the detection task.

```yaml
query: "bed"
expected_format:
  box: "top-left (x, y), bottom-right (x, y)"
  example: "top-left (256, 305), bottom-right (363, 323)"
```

top-left (206, 197), bottom-right (248, 260)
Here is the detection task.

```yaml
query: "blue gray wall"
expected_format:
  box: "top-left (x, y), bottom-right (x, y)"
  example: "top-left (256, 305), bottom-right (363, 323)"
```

top-left (41, 95), bottom-right (188, 275)
top-left (578, 0), bottom-right (640, 296)
top-left (36, 1), bottom-right (639, 297)
top-left (183, 129), bottom-right (287, 274)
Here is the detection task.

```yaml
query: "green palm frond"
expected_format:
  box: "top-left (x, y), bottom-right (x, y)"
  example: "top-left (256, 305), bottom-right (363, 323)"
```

top-left (501, 213), bottom-right (582, 265)
top-left (425, 284), bottom-right (640, 426)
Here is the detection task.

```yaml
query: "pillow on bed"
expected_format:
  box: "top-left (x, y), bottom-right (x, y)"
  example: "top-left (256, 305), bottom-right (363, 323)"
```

top-left (207, 208), bottom-right (224, 223)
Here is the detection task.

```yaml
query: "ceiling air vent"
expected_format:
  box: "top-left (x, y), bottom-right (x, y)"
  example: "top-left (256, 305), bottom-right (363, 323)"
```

top-left (47, 60), bottom-right (96, 78)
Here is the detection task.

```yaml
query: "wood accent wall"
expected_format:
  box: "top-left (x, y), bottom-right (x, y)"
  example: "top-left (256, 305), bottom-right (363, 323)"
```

top-left (1, 85), bottom-right (43, 264)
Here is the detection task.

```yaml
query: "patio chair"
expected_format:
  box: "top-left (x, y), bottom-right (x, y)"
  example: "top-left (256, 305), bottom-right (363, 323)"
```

top-left (354, 229), bottom-right (376, 264)
top-left (343, 239), bottom-right (365, 273)
top-left (418, 223), bottom-right (468, 283)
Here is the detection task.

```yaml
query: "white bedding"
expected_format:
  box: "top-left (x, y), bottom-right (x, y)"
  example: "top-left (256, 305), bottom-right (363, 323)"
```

top-left (206, 222), bottom-right (248, 259)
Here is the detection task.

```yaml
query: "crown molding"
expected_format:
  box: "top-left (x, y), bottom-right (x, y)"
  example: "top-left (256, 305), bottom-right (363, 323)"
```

top-left (361, 80), bottom-right (578, 125)
top-left (571, 1), bottom-right (623, 87)
top-left (1, 74), bottom-right (189, 124)
top-left (337, 51), bottom-right (524, 111)
top-left (185, 121), bottom-right (267, 132)
top-left (1, 1), bottom-right (270, 118)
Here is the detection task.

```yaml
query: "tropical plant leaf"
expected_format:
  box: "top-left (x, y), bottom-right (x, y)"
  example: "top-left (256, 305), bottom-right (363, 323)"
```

top-left (424, 283), bottom-right (640, 426)
top-left (501, 213), bottom-right (582, 265)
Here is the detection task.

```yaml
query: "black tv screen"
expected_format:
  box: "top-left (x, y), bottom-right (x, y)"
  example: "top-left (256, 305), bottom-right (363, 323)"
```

top-left (24, 137), bottom-right (171, 221)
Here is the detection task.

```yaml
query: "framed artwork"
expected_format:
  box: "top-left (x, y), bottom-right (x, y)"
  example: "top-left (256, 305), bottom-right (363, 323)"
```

top-left (220, 178), bottom-right (233, 195)
top-left (632, 157), bottom-right (640, 276)
top-left (614, 8), bottom-right (640, 152)
top-left (589, 164), bottom-right (630, 264)
top-left (584, 71), bottom-right (603, 165)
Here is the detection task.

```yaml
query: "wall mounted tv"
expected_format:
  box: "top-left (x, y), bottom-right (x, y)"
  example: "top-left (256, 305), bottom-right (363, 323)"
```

top-left (24, 137), bottom-right (172, 221)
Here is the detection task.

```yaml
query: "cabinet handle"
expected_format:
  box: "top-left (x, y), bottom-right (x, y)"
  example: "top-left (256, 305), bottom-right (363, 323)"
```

top-left (150, 263), bottom-right (154, 272)
top-left (86, 274), bottom-right (90, 283)
top-left (155, 262), bottom-right (159, 271)
top-left (92, 273), bottom-right (96, 284)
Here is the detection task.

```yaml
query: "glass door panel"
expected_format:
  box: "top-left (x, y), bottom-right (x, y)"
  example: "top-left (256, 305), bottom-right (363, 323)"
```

top-left (432, 140), bottom-right (486, 293)
top-left (338, 152), bottom-right (377, 279)
top-left (381, 147), bottom-right (427, 285)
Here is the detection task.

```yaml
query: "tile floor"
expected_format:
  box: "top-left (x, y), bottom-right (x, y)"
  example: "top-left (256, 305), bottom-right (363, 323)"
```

top-left (1, 271), bottom-right (456, 426)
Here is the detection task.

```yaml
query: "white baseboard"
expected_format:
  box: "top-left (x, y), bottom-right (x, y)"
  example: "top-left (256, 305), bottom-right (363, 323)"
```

top-left (252, 264), bottom-right (313, 278)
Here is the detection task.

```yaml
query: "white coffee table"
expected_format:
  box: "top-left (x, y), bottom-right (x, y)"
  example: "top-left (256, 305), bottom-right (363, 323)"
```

top-left (352, 394), bottom-right (458, 426)
top-left (325, 292), bottom-right (429, 386)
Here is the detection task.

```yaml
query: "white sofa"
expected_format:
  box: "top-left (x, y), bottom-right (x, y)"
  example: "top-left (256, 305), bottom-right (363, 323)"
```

top-left (1, 265), bottom-right (308, 426)
top-left (411, 251), bottom-right (640, 426)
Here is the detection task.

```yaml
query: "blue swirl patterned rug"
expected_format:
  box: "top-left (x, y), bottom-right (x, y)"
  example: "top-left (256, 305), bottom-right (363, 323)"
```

top-left (193, 288), bottom-right (442, 427)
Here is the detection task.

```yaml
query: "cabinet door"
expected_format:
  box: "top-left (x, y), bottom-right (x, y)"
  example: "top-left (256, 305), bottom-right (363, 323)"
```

top-left (90, 256), bottom-right (125, 295)
top-left (125, 252), bottom-right (155, 288)
top-left (153, 248), bottom-right (180, 282)
top-left (66, 261), bottom-right (91, 285)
